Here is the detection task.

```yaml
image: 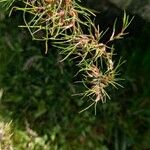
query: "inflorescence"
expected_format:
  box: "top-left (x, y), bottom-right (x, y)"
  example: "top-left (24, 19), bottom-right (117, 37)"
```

top-left (2, 0), bottom-right (133, 114)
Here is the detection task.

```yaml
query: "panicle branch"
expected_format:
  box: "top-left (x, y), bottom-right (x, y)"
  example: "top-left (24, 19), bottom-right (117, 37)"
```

top-left (3, 0), bottom-right (133, 113)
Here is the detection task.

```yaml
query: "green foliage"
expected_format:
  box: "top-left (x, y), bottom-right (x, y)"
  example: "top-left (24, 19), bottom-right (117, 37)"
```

top-left (0, 121), bottom-right (13, 150)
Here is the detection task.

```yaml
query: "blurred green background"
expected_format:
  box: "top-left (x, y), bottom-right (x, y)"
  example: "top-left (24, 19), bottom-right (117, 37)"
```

top-left (0, 2), bottom-right (150, 150)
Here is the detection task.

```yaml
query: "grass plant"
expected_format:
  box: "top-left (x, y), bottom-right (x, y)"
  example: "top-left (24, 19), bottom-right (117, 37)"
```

top-left (1, 0), bottom-right (133, 113)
